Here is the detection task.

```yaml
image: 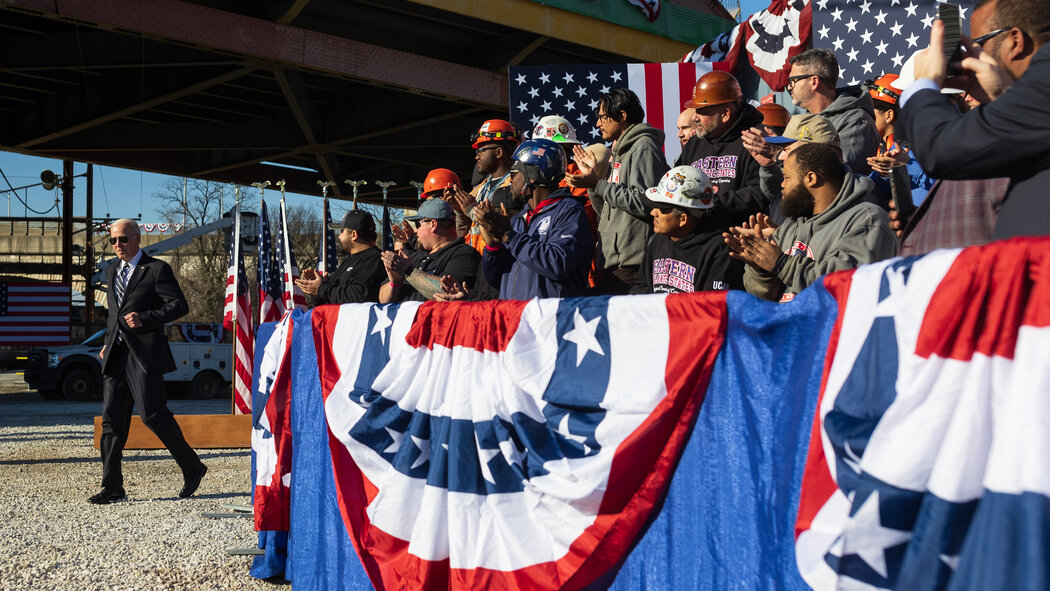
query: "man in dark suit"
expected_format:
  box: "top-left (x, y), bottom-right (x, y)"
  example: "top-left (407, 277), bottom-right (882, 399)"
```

top-left (89, 219), bottom-right (206, 504)
top-left (899, 0), bottom-right (1050, 239)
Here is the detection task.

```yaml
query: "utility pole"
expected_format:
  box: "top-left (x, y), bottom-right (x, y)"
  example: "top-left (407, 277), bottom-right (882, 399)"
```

top-left (85, 163), bottom-right (95, 330)
top-left (61, 160), bottom-right (74, 284)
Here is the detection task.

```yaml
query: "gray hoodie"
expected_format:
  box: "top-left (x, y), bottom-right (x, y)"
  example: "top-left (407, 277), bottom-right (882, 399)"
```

top-left (744, 168), bottom-right (897, 301)
top-left (590, 122), bottom-right (669, 270)
top-left (821, 86), bottom-right (879, 175)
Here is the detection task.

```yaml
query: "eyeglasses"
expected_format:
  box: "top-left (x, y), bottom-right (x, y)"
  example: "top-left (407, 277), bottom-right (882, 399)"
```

top-left (656, 206), bottom-right (677, 215)
top-left (974, 26), bottom-right (1011, 47)
top-left (786, 74), bottom-right (817, 91)
top-left (475, 145), bottom-right (500, 155)
top-left (413, 218), bottom-right (435, 229)
top-left (595, 111), bottom-right (620, 122)
top-left (108, 235), bottom-right (134, 244)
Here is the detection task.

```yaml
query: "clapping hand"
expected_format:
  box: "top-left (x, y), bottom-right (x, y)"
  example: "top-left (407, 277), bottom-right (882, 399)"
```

top-left (473, 200), bottom-right (512, 246)
top-left (445, 186), bottom-right (477, 216)
top-left (565, 144), bottom-right (600, 189)
top-left (295, 268), bottom-right (322, 295)
top-left (381, 248), bottom-right (411, 284)
top-left (741, 127), bottom-right (781, 167)
top-left (433, 275), bottom-right (471, 302)
top-left (391, 220), bottom-right (415, 244)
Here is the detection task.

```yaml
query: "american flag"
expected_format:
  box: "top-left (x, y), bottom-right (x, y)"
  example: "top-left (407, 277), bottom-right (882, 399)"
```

top-left (317, 198), bottom-right (338, 275)
top-left (508, 62), bottom-right (723, 168)
top-left (223, 204), bottom-right (254, 415)
top-left (811, 0), bottom-right (978, 86)
top-left (258, 201), bottom-right (285, 324)
top-left (275, 199), bottom-right (307, 313)
top-left (0, 282), bottom-right (70, 346)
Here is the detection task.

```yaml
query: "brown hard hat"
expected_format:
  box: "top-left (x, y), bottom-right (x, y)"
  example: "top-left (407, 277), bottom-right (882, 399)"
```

top-left (757, 103), bottom-right (791, 128)
top-left (684, 71), bottom-right (743, 108)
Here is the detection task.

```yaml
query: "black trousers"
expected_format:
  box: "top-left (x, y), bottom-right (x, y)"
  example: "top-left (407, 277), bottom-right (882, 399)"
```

top-left (99, 342), bottom-right (199, 490)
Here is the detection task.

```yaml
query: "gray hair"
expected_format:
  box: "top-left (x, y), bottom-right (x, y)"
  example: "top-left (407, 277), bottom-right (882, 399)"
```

top-left (789, 48), bottom-right (839, 88)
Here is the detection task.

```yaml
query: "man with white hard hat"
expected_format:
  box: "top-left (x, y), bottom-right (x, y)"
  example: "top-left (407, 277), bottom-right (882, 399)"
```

top-left (631, 165), bottom-right (744, 294)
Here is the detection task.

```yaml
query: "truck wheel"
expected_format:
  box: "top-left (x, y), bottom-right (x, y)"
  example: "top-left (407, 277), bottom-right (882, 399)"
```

top-left (62, 369), bottom-right (99, 401)
top-left (190, 371), bottom-right (226, 399)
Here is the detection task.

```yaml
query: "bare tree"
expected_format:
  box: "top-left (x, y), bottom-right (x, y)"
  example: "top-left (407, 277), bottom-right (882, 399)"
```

top-left (154, 177), bottom-right (232, 323)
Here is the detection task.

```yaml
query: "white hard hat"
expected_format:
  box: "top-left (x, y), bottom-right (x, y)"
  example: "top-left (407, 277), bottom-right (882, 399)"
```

top-left (646, 166), bottom-right (715, 213)
top-left (532, 115), bottom-right (582, 144)
top-left (897, 50), bottom-right (964, 94)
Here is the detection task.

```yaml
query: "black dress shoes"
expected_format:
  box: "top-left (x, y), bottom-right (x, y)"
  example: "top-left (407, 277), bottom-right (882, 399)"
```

top-left (88, 488), bottom-right (127, 504)
top-left (179, 463), bottom-right (208, 498)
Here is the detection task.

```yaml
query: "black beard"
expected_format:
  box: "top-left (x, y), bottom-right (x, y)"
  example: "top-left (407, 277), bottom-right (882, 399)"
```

top-left (781, 185), bottom-right (816, 218)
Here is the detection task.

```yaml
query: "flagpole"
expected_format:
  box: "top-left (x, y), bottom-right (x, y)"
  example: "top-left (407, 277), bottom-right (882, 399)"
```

top-left (345, 180), bottom-right (367, 210)
top-left (317, 180), bottom-right (336, 274)
top-left (251, 180), bottom-right (271, 328)
top-left (376, 181), bottom-right (396, 252)
top-left (229, 186), bottom-right (241, 416)
top-left (277, 179), bottom-right (292, 305)
top-left (410, 181), bottom-right (424, 209)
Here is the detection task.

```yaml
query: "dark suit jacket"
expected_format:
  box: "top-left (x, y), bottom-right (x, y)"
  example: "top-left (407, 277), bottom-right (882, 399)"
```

top-left (101, 253), bottom-right (189, 376)
top-left (899, 43), bottom-right (1050, 239)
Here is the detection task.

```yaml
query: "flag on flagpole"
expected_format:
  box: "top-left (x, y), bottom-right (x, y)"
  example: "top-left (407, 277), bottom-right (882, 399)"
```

top-left (258, 201), bottom-right (285, 324)
top-left (508, 62), bottom-right (727, 168)
top-left (222, 204), bottom-right (254, 415)
top-left (275, 199), bottom-right (307, 312)
top-left (318, 197), bottom-right (338, 275)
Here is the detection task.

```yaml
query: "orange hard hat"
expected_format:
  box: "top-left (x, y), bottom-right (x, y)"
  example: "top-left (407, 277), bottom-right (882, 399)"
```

top-left (868, 74), bottom-right (903, 106)
top-left (423, 168), bottom-right (461, 196)
top-left (471, 119), bottom-right (520, 149)
top-left (684, 71), bottom-right (743, 108)
top-left (757, 103), bottom-right (791, 128)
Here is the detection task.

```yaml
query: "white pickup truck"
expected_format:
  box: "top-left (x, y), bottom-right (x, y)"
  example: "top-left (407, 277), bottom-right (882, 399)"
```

top-left (23, 328), bottom-right (232, 401)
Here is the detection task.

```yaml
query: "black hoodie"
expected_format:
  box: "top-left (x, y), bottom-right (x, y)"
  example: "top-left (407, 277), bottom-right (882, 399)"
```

top-left (631, 206), bottom-right (744, 294)
top-left (675, 103), bottom-right (768, 224)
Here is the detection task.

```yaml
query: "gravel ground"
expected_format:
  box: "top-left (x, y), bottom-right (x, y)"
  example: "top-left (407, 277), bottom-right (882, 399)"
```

top-left (0, 371), bottom-right (284, 590)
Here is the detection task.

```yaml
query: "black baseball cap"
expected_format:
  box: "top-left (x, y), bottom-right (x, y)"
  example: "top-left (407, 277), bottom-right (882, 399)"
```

top-left (328, 209), bottom-right (376, 232)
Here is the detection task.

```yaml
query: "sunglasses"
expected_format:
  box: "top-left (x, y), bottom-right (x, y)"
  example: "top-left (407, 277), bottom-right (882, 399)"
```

top-left (974, 26), bottom-right (1011, 47)
top-left (475, 145), bottom-right (500, 155)
top-left (412, 218), bottom-right (435, 229)
top-left (108, 235), bottom-right (134, 245)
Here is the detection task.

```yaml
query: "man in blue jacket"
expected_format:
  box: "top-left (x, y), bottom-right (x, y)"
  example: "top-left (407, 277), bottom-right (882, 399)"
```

top-left (472, 138), bottom-right (594, 300)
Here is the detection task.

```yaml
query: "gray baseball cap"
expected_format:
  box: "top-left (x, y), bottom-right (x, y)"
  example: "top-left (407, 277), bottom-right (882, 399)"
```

top-left (405, 198), bottom-right (454, 221)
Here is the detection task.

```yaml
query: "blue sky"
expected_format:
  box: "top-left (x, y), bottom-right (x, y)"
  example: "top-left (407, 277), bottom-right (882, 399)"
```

top-left (0, 151), bottom-right (330, 223)
top-left (0, 1), bottom-right (772, 223)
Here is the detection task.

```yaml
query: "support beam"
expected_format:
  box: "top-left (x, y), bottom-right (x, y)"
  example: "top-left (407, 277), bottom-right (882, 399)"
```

top-left (403, 0), bottom-right (694, 62)
top-left (272, 68), bottom-right (342, 195)
top-left (1, 0), bottom-right (508, 108)
top-left (16, 66), bottom-right (257, 148)
top-left (36, 120), bottom-right (303, 151)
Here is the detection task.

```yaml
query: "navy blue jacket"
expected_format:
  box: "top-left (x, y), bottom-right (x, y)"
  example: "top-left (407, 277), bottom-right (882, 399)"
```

top-left (482, 190), bottom-right (594, 300)
top-left (899, 43), bottom-right (1050, 239)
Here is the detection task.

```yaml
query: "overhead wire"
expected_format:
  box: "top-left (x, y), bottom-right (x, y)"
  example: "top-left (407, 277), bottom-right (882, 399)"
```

top-left (0, 166), bottom-right (60, 215)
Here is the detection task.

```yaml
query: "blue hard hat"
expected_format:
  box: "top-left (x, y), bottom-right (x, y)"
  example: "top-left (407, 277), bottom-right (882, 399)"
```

top-left (511, 139), bottom-right (566, 187)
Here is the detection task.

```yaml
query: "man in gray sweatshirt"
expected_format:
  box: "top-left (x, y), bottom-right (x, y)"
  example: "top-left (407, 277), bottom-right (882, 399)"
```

top-left (786, 48), bottom-right (879, 175)
top-left (566, 88), bottom-right (669, 294)
top-left (726, 143), bottom-right (897, 302)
